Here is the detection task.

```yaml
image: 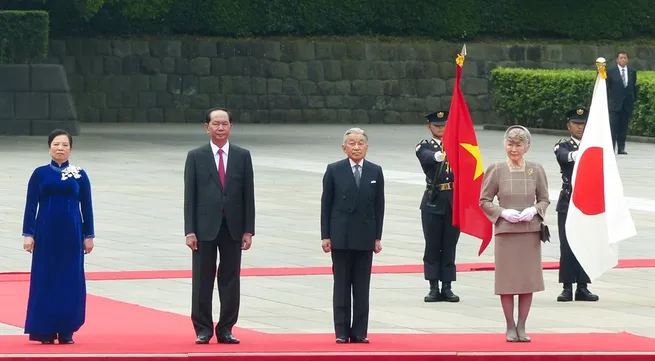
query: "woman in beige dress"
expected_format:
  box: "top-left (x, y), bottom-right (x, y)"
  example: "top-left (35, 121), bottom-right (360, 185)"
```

top-left (479, 125), bottom-right (550, 343)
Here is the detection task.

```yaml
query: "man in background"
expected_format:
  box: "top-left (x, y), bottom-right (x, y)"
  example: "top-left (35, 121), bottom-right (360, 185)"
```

top-left (320, 127), bottom-right (385, 344)
top-left (606, 51), bottom-right (638, 155)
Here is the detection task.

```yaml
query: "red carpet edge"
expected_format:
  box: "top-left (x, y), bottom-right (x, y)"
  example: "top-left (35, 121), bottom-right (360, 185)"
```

top-left (1, 258), bottom-right (653, 282)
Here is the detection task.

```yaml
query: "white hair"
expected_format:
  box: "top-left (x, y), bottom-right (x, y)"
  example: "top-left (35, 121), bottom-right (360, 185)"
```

top-left (343, 127), bottom-right (368, 144)
top-left (504, 125), bottom-right (531, 147)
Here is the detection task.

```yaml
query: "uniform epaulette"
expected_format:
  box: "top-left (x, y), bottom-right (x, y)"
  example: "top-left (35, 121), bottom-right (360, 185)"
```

top-left (415, 139), bottom-right (429, 151)
top-left (553, 138), bottom-right (569, 152)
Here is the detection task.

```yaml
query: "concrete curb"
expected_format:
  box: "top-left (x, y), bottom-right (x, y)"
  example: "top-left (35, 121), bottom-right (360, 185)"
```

top-left (482, 124), bottom-right (655, 144)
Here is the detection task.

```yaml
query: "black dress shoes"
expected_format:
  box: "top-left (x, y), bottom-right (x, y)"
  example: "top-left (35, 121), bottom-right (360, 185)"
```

top-left (351, 336), bottom-right (369, 343)
top-left (336, 337), bottom-right (348, 344)
top-left (195, 335), bottom-right (210, 344)
top-left (217, 333), bottom-right (240, 344)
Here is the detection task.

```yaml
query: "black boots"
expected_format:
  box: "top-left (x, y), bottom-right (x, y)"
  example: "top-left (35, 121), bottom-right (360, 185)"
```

top-left (424, 280), bottom-right (460, 302)
top-left (557, 283), bottom-right (599, 302)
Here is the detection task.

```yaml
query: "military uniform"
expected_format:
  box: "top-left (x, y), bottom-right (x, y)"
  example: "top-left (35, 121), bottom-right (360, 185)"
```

top-left (553, 107), bottom-right (599, 302)
top-left (415, 110), bottom-right (461, 303)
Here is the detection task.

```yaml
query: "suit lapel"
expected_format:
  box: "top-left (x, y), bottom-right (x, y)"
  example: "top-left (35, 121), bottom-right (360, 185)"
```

top-left (203, 144), bottom-right (223, 190)
top-left (359, 161), bottom-right (373, 189)
top-left (346, 158), bottom-right (372, 211)
top-left (224, 146), bottom-right (238, 191)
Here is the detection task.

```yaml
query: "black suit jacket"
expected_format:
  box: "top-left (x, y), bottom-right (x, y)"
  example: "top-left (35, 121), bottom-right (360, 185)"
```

top-left (184, 142), bottom-right (255, 242)
top-left (553, 137), bottom-right (578, 213)
top-left (320, 158), bottom-right (385, 251)
top-left (416, 139), bottom-right (453, 215)
top-left (606, 65), bottom-right (638, 113)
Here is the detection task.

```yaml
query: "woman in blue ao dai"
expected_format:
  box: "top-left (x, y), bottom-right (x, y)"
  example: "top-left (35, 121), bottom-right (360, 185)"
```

top-left (21, 129), bottom-right (96, 345)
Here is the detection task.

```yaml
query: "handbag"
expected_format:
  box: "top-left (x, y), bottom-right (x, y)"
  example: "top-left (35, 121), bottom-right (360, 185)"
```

top-left (540, 223), bottom-right (551, 243)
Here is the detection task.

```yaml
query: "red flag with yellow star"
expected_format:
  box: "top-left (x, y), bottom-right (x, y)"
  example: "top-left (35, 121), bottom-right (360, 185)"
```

top-left (442, 45), bottom-right (494, 256)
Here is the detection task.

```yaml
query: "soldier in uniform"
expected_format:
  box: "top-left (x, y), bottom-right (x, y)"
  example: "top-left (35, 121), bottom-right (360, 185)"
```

top-left (553, 107), bottom-right (599, 302)
top-left (415, 110), bottom-right (461, 303)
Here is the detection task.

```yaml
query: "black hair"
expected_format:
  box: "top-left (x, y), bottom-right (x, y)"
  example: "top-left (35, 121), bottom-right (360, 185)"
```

top-left (205, 107), bottom-right (232, 124)
top-left (617, 51), bottom-right (629, 58)
top-left (48, 129), bottom-right (73, 148)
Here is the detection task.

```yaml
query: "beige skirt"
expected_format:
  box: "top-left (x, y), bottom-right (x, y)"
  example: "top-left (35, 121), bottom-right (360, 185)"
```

top-left (494, 232), bottom-right (545, 295)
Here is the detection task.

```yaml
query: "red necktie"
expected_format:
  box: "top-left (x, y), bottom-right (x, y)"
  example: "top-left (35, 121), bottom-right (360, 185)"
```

top-left (218, 149), bottom-right (226, 187)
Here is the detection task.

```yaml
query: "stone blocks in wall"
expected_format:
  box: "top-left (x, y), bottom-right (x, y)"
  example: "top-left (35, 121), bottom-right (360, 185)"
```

top-left (0, 64), bottom-right (80, 135)
top-left (41, 38), bottom-right (655, 125)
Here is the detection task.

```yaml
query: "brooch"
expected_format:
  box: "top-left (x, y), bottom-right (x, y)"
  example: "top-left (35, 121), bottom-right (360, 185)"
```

top-left (527, 168), bottom-right (534, 176)
top-left (61, 165), bottom-right (82, 181)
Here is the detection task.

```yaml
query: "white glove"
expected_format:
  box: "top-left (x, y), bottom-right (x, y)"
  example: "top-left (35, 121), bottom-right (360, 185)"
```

top-left (434, 151), bottom-right (445, 162)
top-left (500, 209), bottom-right (521, 223)
top-left (569, 150), bottom-right (579, 162)
top-left (518, 207), bottom-right (538, 222)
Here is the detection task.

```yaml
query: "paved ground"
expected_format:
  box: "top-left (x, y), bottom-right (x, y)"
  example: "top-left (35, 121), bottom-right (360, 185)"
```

top-left (1, 123), bottom-right (654, 338)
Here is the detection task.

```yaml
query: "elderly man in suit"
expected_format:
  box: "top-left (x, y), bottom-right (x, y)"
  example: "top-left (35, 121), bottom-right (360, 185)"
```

top-left (184, 107), bottom-right (255, 345)
top-left (320, 127), bottom-right (385, 344)
top-left (606, 51), bottom-right (638, 155)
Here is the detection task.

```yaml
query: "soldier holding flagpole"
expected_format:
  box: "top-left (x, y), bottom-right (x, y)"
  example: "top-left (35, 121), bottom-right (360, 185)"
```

top-left (554, 108), bottom-right (599, 302)
top-left (564, 57), bottom-right (637, 283)
top-left (415, 110), bottom-right (461, 303)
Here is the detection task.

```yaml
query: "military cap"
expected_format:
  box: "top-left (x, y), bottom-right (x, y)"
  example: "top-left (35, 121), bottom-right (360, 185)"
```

top-left (566, 107), bottom-right (588, 123)
top-left (425, 110), bottom-right (449, 125)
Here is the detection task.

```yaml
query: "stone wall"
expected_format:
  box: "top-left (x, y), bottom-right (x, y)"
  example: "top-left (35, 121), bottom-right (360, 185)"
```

top-left (0, 64), bottom-right (80, 135)
top-left (41, 38), bottom-right (655, 124)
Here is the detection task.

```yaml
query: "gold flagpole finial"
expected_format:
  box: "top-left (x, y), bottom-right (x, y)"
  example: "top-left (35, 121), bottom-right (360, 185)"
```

top-left (596, 57), bottom-right (607, 79)
top-left (456, 44), bottom-right (467, 67)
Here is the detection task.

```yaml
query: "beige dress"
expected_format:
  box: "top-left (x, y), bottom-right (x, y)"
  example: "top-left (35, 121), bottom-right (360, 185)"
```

top-left (479, 160), bottom-right (550, 295)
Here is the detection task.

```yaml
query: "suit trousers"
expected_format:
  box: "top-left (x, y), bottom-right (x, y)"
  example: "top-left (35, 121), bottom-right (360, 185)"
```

top-left (191, 217), bottom-right (243, 338)
top-left (421, 207), bottom-right (460, 282)
top-left (557, 212), bottom-right (591, 284)
top-left (610, 110), bottom-right (631, 151)
top-left (331, 249), bottom-right (374, 339)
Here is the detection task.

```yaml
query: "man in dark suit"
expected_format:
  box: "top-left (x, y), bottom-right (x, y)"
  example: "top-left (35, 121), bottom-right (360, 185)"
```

top-left (606, 51), bottom-right (638, 155)
top-left (321, 127), bottom-right (385, 344)
top-left (553, 107), bottom-right (599, 302)
top-left (415, 111), bottom-right (461, 303)
top-left (184, 107), bottom-right (255, 345)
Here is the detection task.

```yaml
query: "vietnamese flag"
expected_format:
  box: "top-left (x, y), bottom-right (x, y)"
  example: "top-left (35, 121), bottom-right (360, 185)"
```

top-left (442, 45), bottom-right (493, 256)
top-left (565, 58), bottom-right (637, 281)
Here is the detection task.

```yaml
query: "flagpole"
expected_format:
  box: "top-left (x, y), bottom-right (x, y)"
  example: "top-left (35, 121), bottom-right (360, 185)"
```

top-left (580, 57), bottom-right (607, 140)
top-left (444, 44), bottom-right (467, 153)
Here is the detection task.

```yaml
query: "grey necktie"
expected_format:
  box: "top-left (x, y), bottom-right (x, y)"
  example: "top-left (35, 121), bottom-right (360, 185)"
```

top-left (353, 164), bottom-right (361, 187)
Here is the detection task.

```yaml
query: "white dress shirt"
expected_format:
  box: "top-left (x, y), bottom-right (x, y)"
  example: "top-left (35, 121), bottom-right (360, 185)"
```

top-left (618, 65), bottom-right (628, 87)
top-left (210, 140), bottom-right (229, 173)
top-left (349, 158), bottom-right (364, 174)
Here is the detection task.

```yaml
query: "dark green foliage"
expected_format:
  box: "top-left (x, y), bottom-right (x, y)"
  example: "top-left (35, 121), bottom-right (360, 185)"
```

top-left (1, 0), bottom-right (654, 40)
top-left (490, 68), bottom-right (655, 137)
top-left (0, 10), bottom-right (48, 64)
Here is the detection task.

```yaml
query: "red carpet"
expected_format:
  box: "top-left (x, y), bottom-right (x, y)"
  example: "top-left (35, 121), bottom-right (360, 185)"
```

top-left (1, 258), bottom-right (654, 282)
top-left (2, 281), bottom-right (655, 360)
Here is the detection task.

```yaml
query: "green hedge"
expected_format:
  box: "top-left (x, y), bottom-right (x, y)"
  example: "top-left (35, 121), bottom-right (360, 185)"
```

top-left (1, 0), bottom-right (655, 40)
top-left (0, 10), bottom-right (48, 64)
top-left (490, 68), bottom-right (655, 137)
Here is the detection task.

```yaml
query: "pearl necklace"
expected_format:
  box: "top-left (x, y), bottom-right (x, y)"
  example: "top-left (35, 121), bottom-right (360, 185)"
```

top-left (506, 159), bottom-right (524, 169)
